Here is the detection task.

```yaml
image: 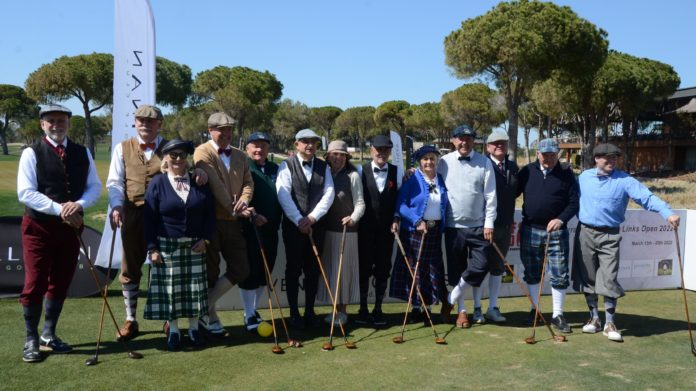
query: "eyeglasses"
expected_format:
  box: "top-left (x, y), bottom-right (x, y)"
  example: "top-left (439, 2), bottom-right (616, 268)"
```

top-left (168, 152), bottom-right (188, 160)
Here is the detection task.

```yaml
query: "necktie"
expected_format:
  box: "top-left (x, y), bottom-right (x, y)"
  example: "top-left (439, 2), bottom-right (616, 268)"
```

top-left (56, 145), bottom-right (66, 160)
top-left (302, 160), bottom-right (312, 167)
top-left (374, 167), bottom-right (387, 173)
top-left (497, 161), bottom-right (504, 174)
top-left (218, 148), bottom-right (231, 156)
top-left (140, 142), bottom-right (156, 151)
top-left (174, 176), bottom-right (188, 191)
top-left (458, 155), bottom-right (470, 161)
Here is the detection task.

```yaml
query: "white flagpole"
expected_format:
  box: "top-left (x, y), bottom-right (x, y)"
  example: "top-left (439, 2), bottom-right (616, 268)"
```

top-left (95, 0), bottom-right (156, 268)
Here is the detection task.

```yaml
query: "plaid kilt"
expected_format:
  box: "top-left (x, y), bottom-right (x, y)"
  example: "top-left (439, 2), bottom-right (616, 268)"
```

top-left (519, 224), bottom-right (570, 289)
top-left (389, 228), bottom-right (446, 306)
top-left (144, 237), bottom-right (209, 321)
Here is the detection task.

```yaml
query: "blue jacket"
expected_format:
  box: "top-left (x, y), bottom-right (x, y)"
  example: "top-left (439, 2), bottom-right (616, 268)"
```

top-left (397, 170), bottom-right (448, 233)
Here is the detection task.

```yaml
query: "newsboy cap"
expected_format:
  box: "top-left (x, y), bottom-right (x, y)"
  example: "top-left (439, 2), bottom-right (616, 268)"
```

top-left (593, 143), bottom-right (622, 156)
top-left (371, 134), bottom-right (393, 148)
top-left (295, 129), bottom-right (321, 141)
top-left (538, 138), bottom-right (559, 153)
top-left (452, 124), bottom-right (476, 138)
top-left (134, 104), bottom-right (163, 120)
top-left (247, 131), bottom-right (271, 144)
top-left (486, 131), bottom-right (509, 144)
top-left (39, 104), bottom-right (72, 118)
top-left (207, 112), bottom-right (236, 128)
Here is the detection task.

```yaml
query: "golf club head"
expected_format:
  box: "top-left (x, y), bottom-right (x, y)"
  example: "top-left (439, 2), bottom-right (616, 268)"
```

top-left (85, 356), bottom-right (99, 366)
top-left (553, 335), bottom-right (567, 342)
top-left (322, 343), bottom-right (334, 351)
top-left (691, 343), bottom-right (696, 356)
top-left (345, 341), bottom-right (357, 349)
top-left (435, 337), bottom-right (447, 345)
top-left (524, 337), bottom-right (537, 344)
top-left (288, 339), bottom-right (303, 348)
top-left (128, 351), bottom-right (144, 359)
top-left (392, 336), bottom-right (404, 344)
top-left (272, 345), bottom-right (284, 354)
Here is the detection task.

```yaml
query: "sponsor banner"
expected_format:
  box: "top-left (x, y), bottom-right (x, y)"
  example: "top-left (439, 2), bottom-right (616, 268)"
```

top-left (218, 209), bottom-right (690, 310)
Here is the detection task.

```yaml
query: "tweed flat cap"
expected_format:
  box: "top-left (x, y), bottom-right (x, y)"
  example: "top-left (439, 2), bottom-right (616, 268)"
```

top-left (134, 104), bottom-right (163, 120)
top-left (39, 104), bottom-right (72, 118)
top-left (208, 112), bottom-right (236, 128)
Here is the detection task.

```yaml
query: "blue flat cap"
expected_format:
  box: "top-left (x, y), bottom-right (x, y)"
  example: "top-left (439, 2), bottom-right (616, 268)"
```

top-left (538, 138), bottom-right (559, 153)
top-left (39, 104), bottom-right (72, 118)
top-left (247, 131), bottom-right (271, 144)
top-left (452, 124), bottom-right (476, 138)
top-left (295, 128), bottom-right (320, 140)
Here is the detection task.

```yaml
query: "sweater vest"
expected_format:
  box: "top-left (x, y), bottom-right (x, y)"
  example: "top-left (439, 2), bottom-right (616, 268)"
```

top-left (324, 168), bottom-right (357, 232)
top-left (122, 138), bottom-right (166, 207)
top-left (360, 162), bottom-right (397, 228)
top-left (286, 156), bottom-right (326, 217)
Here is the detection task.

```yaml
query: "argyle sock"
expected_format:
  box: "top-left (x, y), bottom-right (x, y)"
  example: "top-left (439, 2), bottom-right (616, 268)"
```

top-left (449, 278), bottom-right (467, 313)
top-left (488, 275), bottom-right (502, 309)
top-left (585, 293), bottom-right (600, 319)
top-left (23, 305), bottom-right (42, 342)
top-left (527, 283), bottom-right (539, 309)
top-left (208, 276), bottom-right (233, 322)
top-left (551, 287), bottom-right (566, 318)
top-left (42, 298), bottom-right (64, 337)
top-left (239, 288), bottom-right (256, 320)
top-left (604, 297), bottom-right (617, 324)
top-left (122, 283), bottom-right (139, 321)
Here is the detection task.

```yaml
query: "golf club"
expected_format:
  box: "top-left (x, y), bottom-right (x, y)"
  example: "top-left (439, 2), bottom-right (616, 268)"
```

top-left (491, 241), bottom-right (566, 343)
top-left (393, 231), bottom-right (426, 344)
top-left (75, 230), bottom-right (143, 360)
top-left (325, 225), bottom-right (348, 351)
top-left (308, 232), bottom-right (357, 349)
top-left (85, 227), bottom-right (117, 366)
top-left (266, 291), bottom-right (283, 354)
top-left (526, 232), bottom-right (558, 345)
top-left (674, 229), bottom-right (696, 356)
top-left (394, 232), bottom-right (446, 344)
top-left (251, 213), bottom-right (302, 349)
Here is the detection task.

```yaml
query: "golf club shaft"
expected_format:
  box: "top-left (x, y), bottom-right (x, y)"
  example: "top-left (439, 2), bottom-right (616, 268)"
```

top-left (398, 232), bottom-right (427, 340)
top-left (328, 225), bottom-right (348, 347)
top-left (92, 228), bottom-right (117, 361)
top-left (309, 233), bottom-right (350, 341)
top-left (674, 230), bottom-right (695, 349)
top-left (530, 232), bottom-right (551, 339)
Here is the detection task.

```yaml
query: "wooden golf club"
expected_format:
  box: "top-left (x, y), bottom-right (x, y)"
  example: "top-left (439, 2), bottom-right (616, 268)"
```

top-left (75, 231), bottom-right (143, 360)
top-left (393, 231), bottom-right (426, 344)
top-left (491, 241), bottom-right (566, 343)
top-left (251, 213), bottom-right (302, 349)
top-left (325, 225), bottom-right (348, 351)
top-left (674, 229), bottom-right (696, 356)
top-left (394, 232), bottom-right (446, 344)
top-left (266, 291), bottom-right (283, 354)
top-left (526, 232), bottom-right (554, 345)
top-left (85, 227), bottom-right (117, 366)
top-left (308, 232), bottom-right (356, 349)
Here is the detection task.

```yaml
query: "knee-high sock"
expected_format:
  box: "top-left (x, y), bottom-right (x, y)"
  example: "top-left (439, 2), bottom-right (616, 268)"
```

top-left (527, 283), bottom-right (539, 309)
top-left (169, 319), bottom-right (179, 334)
top-left (122, 282), bottom-right (139, 321)
top-left (254, 286), bottom-right (265, 318)
top-left (23, 305), bottom-right (42, 342)
top-left (42, 298), bottom-right (64, 337)
top-left (551, 287), bottom-right (566, 318)
top-left (239, 288), bottom-right (256, 319)
top-left (488, 275), bottom-right (502, 309)
top-left (208, 276), bottom-right (233, 322)
top-left (448, 278), bottom-right (467, 313)
top-left (472, 285), bottom-right (483, 309)
top-left (585, 293), bottom-right (599, 319)
top-left (604, 297), bottom-right (617, 324)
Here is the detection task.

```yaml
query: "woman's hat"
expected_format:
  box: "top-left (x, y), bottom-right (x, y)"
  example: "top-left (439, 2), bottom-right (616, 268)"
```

top-left (324, 140), bottom-right (352, 159)
top-left (412, 145), bottom-right (440, 162)
top-left (162, 138), bottom-right (194, 154)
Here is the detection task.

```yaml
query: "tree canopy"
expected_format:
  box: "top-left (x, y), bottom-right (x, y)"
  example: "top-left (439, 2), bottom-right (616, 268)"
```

top-left (440, 83), bottom-right (504, 137)
top-left (334, 106), bottom-right (377, 161)
top-left (272, 99), bottom-right (311, 150)
top-left (0, 84), bottom-right (38, 154)
top-left (406, 102), bottom-right (443, 143)
top-left (309, 106), bottom-right (343, 141)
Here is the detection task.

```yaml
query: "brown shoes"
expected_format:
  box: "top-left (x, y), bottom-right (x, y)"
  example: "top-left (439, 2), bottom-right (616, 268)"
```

top-left (116, 320), bottom-right (139, 341)
top-left (455, 311), bottom-right (470, 329)
top-left (441, 300), bottom-right (453, 324)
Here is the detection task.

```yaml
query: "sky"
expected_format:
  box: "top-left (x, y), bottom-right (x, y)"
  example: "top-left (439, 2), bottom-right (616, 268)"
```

top-left (2, 0), bottom-right (695, 119)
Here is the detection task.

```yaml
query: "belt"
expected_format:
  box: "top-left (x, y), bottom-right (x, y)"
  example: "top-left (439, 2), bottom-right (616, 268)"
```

top-left (425, 220), bottom-right (440, 229)
top-left (581, 223), bottom-right (619, 234)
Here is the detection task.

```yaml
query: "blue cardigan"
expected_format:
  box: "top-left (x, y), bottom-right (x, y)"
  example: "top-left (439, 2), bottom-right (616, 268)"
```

top-left (397, 170), bottom-right (448, 233)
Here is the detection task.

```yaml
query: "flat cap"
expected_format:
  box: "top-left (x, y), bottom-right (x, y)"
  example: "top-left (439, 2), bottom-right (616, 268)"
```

top-left (162, 138), bottom-right (194, 155)
top-left (295, 128), bottom-right (320, 141)
top-left (371, 134), bottom-right (393, 148)
top-left (325, 140), bottom-right (352, 159)
top-left (486, 131), bottom-right (509, 144)
top-left (208, 112), bottom-right (236, 128)
top-left (134, 104), bottom-right (163, 120)
top-left (538, 138), bottom-right (559, 153)
top-left (412, 145), bottom-right (440, 162)
top-left (39, 104), bottom-right (72, 118)
top-left (593, 143), bottom-right (622, 156)
top-left (247, 131), bottom-right (271, 144)
top-left (452, 124), bottom-right (476, 138)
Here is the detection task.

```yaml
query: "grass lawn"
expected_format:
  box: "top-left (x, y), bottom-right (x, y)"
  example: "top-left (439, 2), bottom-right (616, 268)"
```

top-left (1, 290), bottom-right (696, 389)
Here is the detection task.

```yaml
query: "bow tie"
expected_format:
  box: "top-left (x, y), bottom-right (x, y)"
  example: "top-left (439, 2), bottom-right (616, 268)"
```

top-left (218, 148), bottom-right (231, 156)
top-left (173, 176), bottom-right (189, 191)
top-left (302, 160), bottom-right (312, 167)
top-left (373, 167), bottom-right (387, 173)
top-left (458, 155), bottom-right (471, 161)
top-left (140, 142), bottom-right (156, 151)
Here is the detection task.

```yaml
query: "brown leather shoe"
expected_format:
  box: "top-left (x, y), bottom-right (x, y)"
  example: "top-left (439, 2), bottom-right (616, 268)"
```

top-left (116, 320), bottom-right (139, 341)
top-left (441, 300), bottom-right (453, 324)
top-left (455, 311), bottom-right (470, 329)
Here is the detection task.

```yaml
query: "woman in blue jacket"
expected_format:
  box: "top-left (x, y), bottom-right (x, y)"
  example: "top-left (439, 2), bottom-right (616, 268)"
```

top-left (390, 145), bottom-right (448, 321)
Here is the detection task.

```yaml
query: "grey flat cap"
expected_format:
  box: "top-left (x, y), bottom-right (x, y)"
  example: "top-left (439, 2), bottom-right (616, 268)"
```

top-left (486, 131), bottom-right (509, 144)
top-left (295, 128), bottom-right (320, 140)
top-left (40, 104), bottom-right (72, 118)
top-left (134, 104), bottom-right (163, 119)
top-left (208, 112), bottom-right (236, 128)
top-left (593, 143), bottom-right (622, 156)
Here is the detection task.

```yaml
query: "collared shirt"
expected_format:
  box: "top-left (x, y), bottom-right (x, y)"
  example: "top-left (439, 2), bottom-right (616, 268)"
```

top-left (578, 168), bottom-right (674, 228)
top-left (106, 135), bottom-right (163, 208)
top-left (356, 161), bottom-right (402, 192)
top-left (276, 154), bottom-right (335, 226)
top-left (208, 139), bottom-right (231, 170)
top-left (17, 137), bottom-right (102, 216)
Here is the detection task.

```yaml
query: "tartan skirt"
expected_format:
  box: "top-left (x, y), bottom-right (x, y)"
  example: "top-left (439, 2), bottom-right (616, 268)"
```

top-left (144, 237), bottom-right (209, 321)
top-left (389, 228), bottom-right (446, 306)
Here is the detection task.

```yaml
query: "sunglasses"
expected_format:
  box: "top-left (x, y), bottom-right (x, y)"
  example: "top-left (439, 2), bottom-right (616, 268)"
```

top-left (168, 151), bottom-right (188, 160)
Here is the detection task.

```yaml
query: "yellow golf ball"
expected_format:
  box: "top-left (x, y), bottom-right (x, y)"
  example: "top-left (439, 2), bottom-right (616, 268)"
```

top-left (257, 321), bottom-right (273, 337)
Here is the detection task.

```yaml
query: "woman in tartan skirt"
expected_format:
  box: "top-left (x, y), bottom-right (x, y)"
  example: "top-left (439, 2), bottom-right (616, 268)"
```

top-left (144, 139), bottom-right (215, 351)
top-left (390, 145), bottom-right (448, 323)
